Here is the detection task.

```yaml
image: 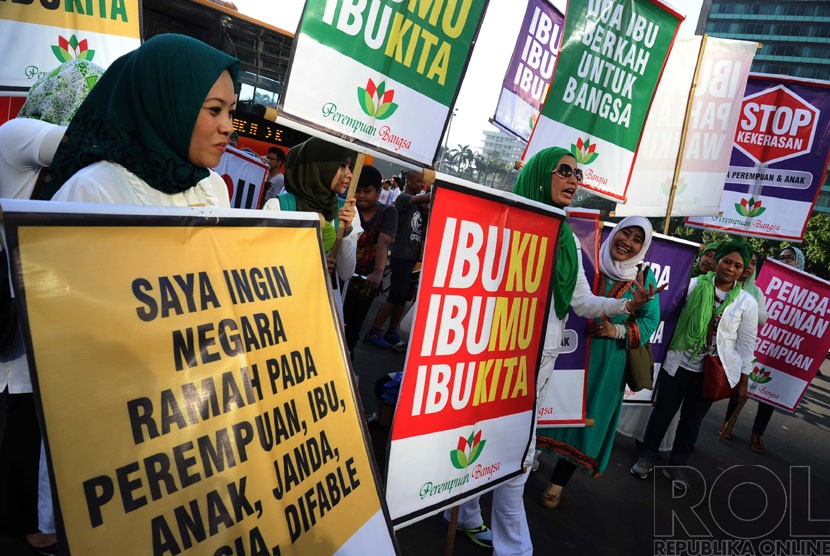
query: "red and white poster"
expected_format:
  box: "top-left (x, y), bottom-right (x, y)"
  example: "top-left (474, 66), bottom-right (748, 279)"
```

top-left (385, 182), bottom-right (562, 528)
top-left (753, 259), bottom-right (830, 411)
top-left (213, 146), bottom-right (269, 209)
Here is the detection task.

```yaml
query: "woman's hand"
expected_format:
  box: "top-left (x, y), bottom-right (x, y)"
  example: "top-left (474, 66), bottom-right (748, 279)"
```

top-left (588, 319), bottom-right (616, 338)
top-left (626, 270), bottom-right (668, 313)
top-left (338, 198), bottom-right (356, 230)
top-left (326, 253), bottom-right (336, 274)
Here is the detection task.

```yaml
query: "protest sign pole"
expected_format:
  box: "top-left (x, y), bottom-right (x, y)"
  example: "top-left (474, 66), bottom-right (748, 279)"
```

top-left (332, 152), bottom-right (366, 256)
top-left (443, 506), bottom-right (460, 556)
top-left (663, 35), bottom-right (708, 234)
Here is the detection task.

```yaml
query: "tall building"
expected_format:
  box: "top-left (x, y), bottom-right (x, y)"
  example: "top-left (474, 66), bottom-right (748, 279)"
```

top-left (481, 129), bottom-right (525, 163)
top-left (696, 0), bottom-right (830, 213)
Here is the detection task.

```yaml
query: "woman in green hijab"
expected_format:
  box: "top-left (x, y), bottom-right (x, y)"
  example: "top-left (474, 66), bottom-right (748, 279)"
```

top-left (692, 242), bottom-right (718, 277)
top-left (723, 245), bottom-right (802, 454)
top-left (631, 240), bottom-right (758, 490)
top-left (267, 136), bottom-right (362, 287)
top-left (512, 146), bottom-right (658, 413)
top-left (46, 34), bottom-right (239, 206)
top-left (452, 146), bottom-right (658, 554)
top-left (719, 247), bottom-right (768, 444)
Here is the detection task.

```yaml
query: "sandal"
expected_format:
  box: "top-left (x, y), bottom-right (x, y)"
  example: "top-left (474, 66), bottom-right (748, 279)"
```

top-left (25, 532), bottom-right (57, 556)
top-left (540, 488), bottom-right (563, 509)
top-left (718, 421), bottom-right (732, 441)
top-left (750, 433), bottom-right (765, 454)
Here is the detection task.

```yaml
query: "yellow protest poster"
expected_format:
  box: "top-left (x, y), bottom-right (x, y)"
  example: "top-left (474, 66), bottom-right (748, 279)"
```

top-left (2, 202), bottom-right (398, 556)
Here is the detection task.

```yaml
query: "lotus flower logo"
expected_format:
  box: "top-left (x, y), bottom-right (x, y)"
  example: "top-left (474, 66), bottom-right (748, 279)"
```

top-left (749, 365), bottom-right (772, 384)
top-left (52, 34), bottom-right (95, 63)
top-left (450, 430), bottom-right (486, 469)
top-left (357, 79), bottom-right (398, 120)
top-left (571, 137), bottom-right (599, 165)
top-left (735, 197), bottom-right (766, 218)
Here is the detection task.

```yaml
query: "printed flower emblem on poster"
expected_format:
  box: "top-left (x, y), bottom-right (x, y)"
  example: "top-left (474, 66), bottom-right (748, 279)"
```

top-left (280, 0), bottom-right (489, 166)
top-left (685, 74), bottom-right (830, 241)
top-left (524, 0), bottom-right (683, 201)
top-left (358, 79), bottom-right (399, 120)
top-left (450, 430), bottom-right (486, 469)
top-left (53, 34), bottom-right (95, 62)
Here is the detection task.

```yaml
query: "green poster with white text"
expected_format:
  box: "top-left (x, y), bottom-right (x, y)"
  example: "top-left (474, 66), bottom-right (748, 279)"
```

top-left (281, 0), bottom-right (488, 166)
top-left (526, 0), bottom-right (682, 201)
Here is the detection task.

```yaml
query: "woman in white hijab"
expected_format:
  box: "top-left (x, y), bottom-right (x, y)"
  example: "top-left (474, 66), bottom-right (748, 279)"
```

top-left (536, 216), bottom-right (661, 508)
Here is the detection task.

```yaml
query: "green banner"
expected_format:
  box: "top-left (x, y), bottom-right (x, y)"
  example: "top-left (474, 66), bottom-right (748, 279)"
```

top-left (301, 0), bottom-right (487, 106)
top-left (544, 0), bottom-right (680, 150)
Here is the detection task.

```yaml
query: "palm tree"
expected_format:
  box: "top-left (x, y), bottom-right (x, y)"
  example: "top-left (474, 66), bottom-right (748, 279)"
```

top-left (449, 144), bottom-right (475, 178)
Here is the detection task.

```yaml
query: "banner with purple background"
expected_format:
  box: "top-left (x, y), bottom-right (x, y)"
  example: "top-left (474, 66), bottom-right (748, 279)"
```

top-left (492, 0), bottom-right (564, 142)
top-left (685, 74), bottom-right (830, 241)
top-left (537, 210), bottom-right (600, 426)
top-left (537, 214), bottom-right (698, 425)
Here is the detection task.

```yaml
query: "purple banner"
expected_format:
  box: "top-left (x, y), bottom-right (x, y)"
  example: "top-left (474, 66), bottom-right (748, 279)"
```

top-left (492, 0), bottom-right (564, 141)
top-left (555, 213), bottom-right (600, 370)
top-left (686, 74), bottom-right (830, 241)
top-left (538, 213), bottom-right (697, 424)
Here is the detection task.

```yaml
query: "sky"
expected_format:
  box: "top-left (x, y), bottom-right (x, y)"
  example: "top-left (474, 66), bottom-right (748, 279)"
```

top-left (232, 0), bottom-right (704, 150)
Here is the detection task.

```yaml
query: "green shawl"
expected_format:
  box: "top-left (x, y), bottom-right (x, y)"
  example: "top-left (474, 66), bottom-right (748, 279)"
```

top-left (283, 137), bottom-right (357, 222)
top-left (670, 240), bottom-right (752, 354)
top-left (44, 34), bottom-right (239, 199)
top-left (513, 146), bottom-right (577, 320)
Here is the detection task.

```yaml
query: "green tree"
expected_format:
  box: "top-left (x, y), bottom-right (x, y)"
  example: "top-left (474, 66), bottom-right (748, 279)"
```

top-left (794, 213), bottom-right (830, 279)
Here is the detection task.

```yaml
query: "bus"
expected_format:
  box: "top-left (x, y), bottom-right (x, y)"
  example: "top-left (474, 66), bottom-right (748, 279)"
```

top-left (142, 0), bottom-right (310, 155)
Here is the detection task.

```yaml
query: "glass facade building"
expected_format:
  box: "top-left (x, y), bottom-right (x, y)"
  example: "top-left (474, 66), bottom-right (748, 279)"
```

top-left (696, 0), bottom-right (830, 212)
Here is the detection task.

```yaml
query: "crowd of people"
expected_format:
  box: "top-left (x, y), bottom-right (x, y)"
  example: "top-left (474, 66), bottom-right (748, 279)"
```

top-left (0, 33), bottom-right (823, 556)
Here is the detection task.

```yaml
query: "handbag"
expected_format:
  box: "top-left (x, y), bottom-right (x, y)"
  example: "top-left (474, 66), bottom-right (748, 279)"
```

top-left (702, 354), bottom-right (733, 400)
top-left (622, 266), bottom-right (655, 392)
top-left (625, 342), bottom-right (654, 392)
top-left (701, 309), bottom-right (735, 401)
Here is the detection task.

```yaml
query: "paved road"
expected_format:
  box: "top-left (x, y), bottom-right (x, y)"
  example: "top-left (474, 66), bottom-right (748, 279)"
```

top-left (3, 298), bottom-right (829, 555)
top-left (374, 347), bottom-right (830, 556)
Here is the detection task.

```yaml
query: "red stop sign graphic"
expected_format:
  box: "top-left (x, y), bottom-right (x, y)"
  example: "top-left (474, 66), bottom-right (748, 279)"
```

top-left (734, 84), bottom-right (818, 165)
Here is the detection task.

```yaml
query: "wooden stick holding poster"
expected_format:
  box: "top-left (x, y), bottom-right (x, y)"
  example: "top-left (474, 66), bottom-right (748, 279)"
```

top-left (385, 181), bottom-right (563, 528)
top-left (662, 35), bottom-right (708, 235)
top-left (1, 200), bottom-right (399, 556)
